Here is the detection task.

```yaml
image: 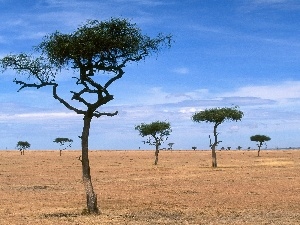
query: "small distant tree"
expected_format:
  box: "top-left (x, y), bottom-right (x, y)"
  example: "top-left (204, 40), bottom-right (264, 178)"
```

top-left (237, 146), bottom-right (242, 150)
top-left (227, 146), bottom-right (231, 150)
top-left (16, 141), bottom-right (30, 155)
top-left (168, 142), bottom-right (174, 150)
top-left (135, 121), bottom-right (171, 165)
top-left (250, 134), bottom-right (271, 156)
top-left (192, 146), bottom-right (197, 151)
top-left (192, 106), bottom-right (243, 167)
top-left (53, 137), bottom-right (73, 156)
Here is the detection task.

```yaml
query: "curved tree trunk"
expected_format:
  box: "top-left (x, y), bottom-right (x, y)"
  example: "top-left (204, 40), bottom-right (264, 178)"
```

top-left (81, 115), bottom-right (99, 214)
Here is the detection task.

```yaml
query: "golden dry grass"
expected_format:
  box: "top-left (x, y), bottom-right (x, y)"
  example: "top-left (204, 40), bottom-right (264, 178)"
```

top-left (0, 149), bottom-right (299, 224)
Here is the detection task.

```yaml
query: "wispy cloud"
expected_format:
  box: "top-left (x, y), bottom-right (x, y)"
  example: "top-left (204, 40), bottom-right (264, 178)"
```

top-left (114, 0), bottom-right (168, 6)
top-left (220, 81), bottom-right (300, 101)
top-left (172, 67), bottom-right (189, 75)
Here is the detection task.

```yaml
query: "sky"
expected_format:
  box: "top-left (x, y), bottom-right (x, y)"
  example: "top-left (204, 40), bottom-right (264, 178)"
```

top-left (1, 0), bottom-right (300, 150)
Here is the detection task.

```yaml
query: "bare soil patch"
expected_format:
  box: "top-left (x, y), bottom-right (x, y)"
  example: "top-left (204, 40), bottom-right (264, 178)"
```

top-left (0, 150), bottom-right (299, 224)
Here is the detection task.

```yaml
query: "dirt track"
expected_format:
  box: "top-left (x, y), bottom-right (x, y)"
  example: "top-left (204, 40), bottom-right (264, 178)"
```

top-left (0, 150), bottom-right (299, 224)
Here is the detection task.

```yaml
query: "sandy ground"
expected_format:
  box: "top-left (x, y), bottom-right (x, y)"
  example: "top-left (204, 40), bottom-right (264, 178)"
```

top-left (0, 149), bottom-right (299, 224)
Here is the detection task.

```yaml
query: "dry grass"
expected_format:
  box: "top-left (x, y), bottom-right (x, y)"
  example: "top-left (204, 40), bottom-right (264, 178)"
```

top-left (0, 149), bottom-right (299, 224)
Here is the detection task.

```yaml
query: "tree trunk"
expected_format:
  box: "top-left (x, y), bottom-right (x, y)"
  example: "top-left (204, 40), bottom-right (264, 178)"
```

top-left (60, 150), bottom-right (62, 156)
top-left (212, 147), bottom-right (217, 167)
top-left (154, 144), bottom-right (159, 165)
top-left (81, 115), bottom-right (99, 214)
top-left (211, 124), bottom-right (218, 168)
top-left (258, 147), bottom-right (261, 157)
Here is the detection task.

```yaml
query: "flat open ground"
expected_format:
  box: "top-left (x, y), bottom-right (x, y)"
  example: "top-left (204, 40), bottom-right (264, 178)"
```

top-left (0, 149), bottom-right (299, 224)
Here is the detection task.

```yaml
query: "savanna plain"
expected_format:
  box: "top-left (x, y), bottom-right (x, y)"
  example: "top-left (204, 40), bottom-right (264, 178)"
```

top-left (0, 149), bottom-right (299, 224)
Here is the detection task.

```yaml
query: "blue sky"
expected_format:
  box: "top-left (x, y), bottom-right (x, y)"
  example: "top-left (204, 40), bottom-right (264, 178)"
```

top-left (1, 0), bottom-right (300, 150)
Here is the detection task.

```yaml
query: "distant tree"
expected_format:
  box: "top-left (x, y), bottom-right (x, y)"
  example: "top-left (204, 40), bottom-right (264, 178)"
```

top-left (237, 146), bottom-right (242, 150)
top-left (53, 137), bottom-right (73, 156)
top-left (16, 141), bottom-right (30, 155)
top-left (135, 121), bottom-right (172, 165)
top-left (168, 142), bottom-right (174, 150)
top-left (192, 146), bottom-right (197, 151)
top-left (227, 147), bottom-right (231, 150)
top-left (221, 147), bottom-right (225, 150)
top-left (250, 134), bottom-right (271, 156)
top-left (0, 18), bottom-right (172, 214)
top-left (247, 147), bottom-right (251, 150)
top-left (192, 106), bottom-right (243, 167)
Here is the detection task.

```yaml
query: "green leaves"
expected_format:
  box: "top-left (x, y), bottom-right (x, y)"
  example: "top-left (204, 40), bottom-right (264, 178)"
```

top-left (250, 135), bottom-right (271, 143)
top-left (16, 141), bottom-right (31, 150)
top-left (38, 18), bottom-right (172, 70)
top-left (135, 121), bottom-right (172, 146)
top-left (53, 137), bottom-right (73, 145)
top-left (135, 121), bottom-right (171, 137)
top-left (0, 54), bottom-right (56, 84)
top-left (0, 17), bottom-right (172, 119)
top-left (192, 106), bottom-right (244, 125)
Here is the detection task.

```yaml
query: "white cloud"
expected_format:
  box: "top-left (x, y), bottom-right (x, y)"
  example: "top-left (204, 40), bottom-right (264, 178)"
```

top-left (252, 0), bottom-right (289, 4)
top-left (172, 67), bottom-right (189, 75)
top-left (220, 81), bottom-right (300, 101)
top-left (0, 112), bottom-right (80, 122)
top-left (114, 0), bottom-right (167, 6)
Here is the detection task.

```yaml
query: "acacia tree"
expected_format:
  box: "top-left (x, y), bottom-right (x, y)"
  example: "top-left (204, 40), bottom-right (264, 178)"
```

top-left (168, 142), bottom-right (174, 150)
top-left (16, 141), bottom-right (30, 155)
top-left (53, 137), bottom-right (73, 156)
top-left (192, 106), bottom-right (243, 167)
top-left (250, 134), bottom-right (271, 156)
top-left (0, 18), bottom-right (171, 214)
top-left (135, 121), bottom-right (172, 165)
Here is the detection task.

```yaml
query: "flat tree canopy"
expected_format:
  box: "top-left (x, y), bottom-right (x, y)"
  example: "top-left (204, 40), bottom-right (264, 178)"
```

top-left (135, 121), bottom-right (171, 138)
top-left (192, 106), bottom-right (244, 125)
top-left (16, 141), bottom-right (31, 150)
top-left (53, 137), bottom-right (73, 145)
top-left (250, 135), bottom-right (271, 143)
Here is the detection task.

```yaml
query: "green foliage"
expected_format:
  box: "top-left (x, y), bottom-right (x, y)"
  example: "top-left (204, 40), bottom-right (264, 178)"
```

top-left (38, 18), bottom-right (172, 70)
top-left (250, 134), bottom-right (271, 146)
top-left (53, 137), bottom-right (73, 145)
top-left (1, 17), bottom-right (172, 213)
top-left (192, 106), bottom-right (244, 126)
top-left (16, 141), bottom-right (31, 150)
top-left (53, 137), bottom-right (73, 150)
top-left (0, 18), bottom-right (172, 118)
top-left (192, 106), bottom-right (243, 167)
top-left (135, 121), bottom-right (171, 146)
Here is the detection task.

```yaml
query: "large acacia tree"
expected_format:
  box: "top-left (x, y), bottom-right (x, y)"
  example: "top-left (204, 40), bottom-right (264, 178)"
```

top-left (192, 106), bottom-right (243, 167)
top-left (0, 18), bottom-right (172, 214)
top-left (135, 121), bottom-right (171, 165)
